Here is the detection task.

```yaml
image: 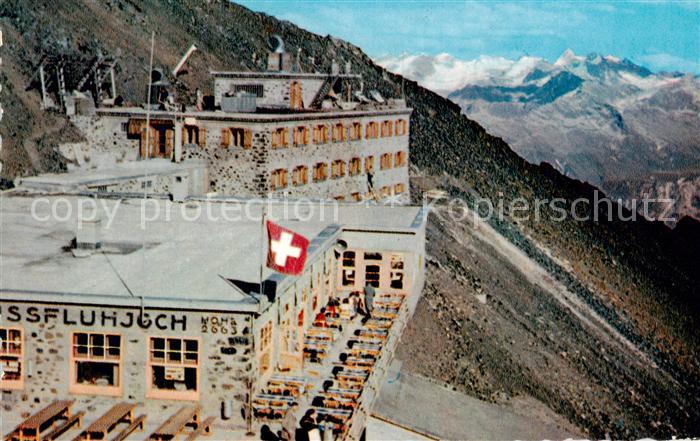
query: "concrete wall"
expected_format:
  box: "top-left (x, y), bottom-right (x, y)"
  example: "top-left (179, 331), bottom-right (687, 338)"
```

top-left (0, 303), bottom-right (253, 428)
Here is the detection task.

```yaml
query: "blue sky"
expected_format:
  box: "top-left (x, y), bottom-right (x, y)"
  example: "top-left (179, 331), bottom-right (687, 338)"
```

top-left (236, 0), bottom-right (700, 73)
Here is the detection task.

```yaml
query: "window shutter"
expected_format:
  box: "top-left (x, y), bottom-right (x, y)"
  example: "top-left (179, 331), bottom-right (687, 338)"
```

top-left (244, 129), bottom-right (252, 149)
top-left (128, 119), bottom-right (145, 136)
top-left (140, 127), bottom-right (148, 158)
top-left (198, 127), bottom-right (207, 148)
top-left (165, 129), bottom-right (174, 157)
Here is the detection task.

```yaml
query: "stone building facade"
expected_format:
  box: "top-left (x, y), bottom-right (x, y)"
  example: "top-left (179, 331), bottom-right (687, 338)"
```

top-left (57, 61), bottom-right (411, 203)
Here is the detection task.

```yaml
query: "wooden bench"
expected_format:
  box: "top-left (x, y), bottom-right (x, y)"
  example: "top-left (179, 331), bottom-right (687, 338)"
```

top-left (261, 385), bottom-right (301, 397)
top-left (73, 402), bottom-right (137, 440)
top-left (43, 411), bottom-right (84, 440)
top-left (364, 321), bottom-right (392, 330)
top-left (270, 375), bottom-right (306, 385)
top-left (111, 414), bottom-right (146, 441)
top-left (149, 405), bottom-right (200, 440)
top-left (334, 380), bottom-right (363, 391)
top-left (326, 388), bottom-right (361, 398)
top-left (5, 400), bottom-right (75, 441)
top-left (183, 417), bottom-right (215, 441)
top-left (253, 396), bottom-right (296, 408)
top-left (306, 328), bottom-right (334, 340)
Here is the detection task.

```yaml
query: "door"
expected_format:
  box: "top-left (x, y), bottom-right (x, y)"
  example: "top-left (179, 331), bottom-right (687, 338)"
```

top-left (290, 81), bottom-right (303, 110)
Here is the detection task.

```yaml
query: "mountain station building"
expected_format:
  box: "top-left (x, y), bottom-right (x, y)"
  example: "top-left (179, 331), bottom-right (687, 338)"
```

top-left (0, 192), bottom-right (426, 440)
top-left (23, 44), bottom-right (412, 204)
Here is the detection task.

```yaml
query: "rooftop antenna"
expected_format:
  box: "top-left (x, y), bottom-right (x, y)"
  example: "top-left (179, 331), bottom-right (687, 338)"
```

top-left (295, 48), bottom-right (303, 73)
top-left (141, 30), bottom-right (155, 305)
top-left (172, 43), bottom-right (198, 77)
top-left (268, 34), bottom-right (285, 53)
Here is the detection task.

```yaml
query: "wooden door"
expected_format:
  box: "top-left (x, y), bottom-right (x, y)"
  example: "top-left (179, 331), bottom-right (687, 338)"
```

top-left (290, 81), bottom-right (302, 110)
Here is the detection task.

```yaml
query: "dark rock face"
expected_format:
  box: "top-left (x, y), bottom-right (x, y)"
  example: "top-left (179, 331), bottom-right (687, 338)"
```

top-left (451, 71), bottom-right (583, 105)
top-left (1, 1), bottom-right (700, 437)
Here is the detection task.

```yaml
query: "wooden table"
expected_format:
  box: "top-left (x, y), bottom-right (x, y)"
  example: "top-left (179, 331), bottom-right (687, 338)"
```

top-left (149, 405), bottom-right (200, 440)
top-left (73, 402), bottom-right (137, 440)
top-left (5, 400), bottom-right (75, 441)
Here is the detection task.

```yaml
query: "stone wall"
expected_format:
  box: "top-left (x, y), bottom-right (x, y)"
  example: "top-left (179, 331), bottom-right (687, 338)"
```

top-left (67, 110), bottom-right (411, 202)
top-left (69, 116), bottom-right (139, 168)
top-left (0, 303), bottom-right (253, 429)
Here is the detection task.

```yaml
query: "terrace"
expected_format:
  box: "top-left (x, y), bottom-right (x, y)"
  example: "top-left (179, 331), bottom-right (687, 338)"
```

top-left (252, 291), bottom-right (413, 440)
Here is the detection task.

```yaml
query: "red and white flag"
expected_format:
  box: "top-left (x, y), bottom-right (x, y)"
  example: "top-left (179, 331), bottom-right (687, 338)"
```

top-left (266, 220), bottom-right (309, 275)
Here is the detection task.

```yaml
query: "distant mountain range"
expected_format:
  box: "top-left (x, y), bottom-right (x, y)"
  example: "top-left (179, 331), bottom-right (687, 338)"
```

top-left (377, 50), bottom-right (700, 224)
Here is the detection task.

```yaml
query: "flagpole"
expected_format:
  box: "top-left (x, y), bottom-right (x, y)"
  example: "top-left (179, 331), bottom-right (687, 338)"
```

top-left (259, 198), bottom-right (267, 298)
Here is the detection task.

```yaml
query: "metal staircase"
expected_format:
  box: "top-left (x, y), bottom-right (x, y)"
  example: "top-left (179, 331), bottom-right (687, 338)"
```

top-left (310, 75), bottom-right (337, 109)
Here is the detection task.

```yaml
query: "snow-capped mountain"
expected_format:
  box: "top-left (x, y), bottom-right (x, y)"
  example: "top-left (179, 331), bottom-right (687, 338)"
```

top-left (377, 50), bottom-right (700, 224)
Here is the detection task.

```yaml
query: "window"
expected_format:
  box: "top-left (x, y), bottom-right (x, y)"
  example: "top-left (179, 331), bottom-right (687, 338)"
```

top-left (395, 119), bottom-right (408, 136)
top-left (334, 195), bottom-right (345, 201)
top-left (365, 121), bottom-right (379, 139)
top-left (231, 84), bottom-right (264, 97)
top-left (313, 124), bottom-right (329, 144)
top-left (341, 251), bottom-right (356, 286)
top-left (331, 160), bottom-right (346, 179)
top-left (259, 322), bottom-right (272, 351)
top-left (1, 327), bottom-right (23, 390)
top-left (365, 156), bottom-right (375, 174)
top-left (349, 122), bottom-right (362, 140)
top-left (271, 127), bottom-right (289, 148)
top-left (394, 183), bottom-right (406, 194)
top-left (121, 122), bottom-right (129, 133)
top-left (222, 127), bottom-right (252, 148)
top-left (290, 81), bottom-right (303, 110)
top-left (381, 120), bottom-right (393, 137)
top-left (380, 186), bottom-right (391, 197)
top-left (381, 153), bottom-right (393, 170)
top-left (313, 163), bottom-right (328, 182)
top-left (395, 151), bottom-right (407, 167)
top-left (293, 126), bottom-right (309, 146)
top-left (292, 165), bottom-right (309, 186)
top-left (332, 123), bottom-right (346, 142)
top-left (349, 157), bottom-right (361, 176)
top-left (183, 125), bottom-right (204, 147)
top-left (270, 169), bottom-right (289, 190)
top-left (350, 192), bottom-right (362, 202)
top-left (71, 332), bottom-right (122, 396)
top-left (365, 264), bottom-right (381, 288)
top-left (148, 337), bottom-right (199, 400)
top-left (259, 320), bottom-right (273, 373)
top-left (390, 254), bottom-right (405, 289)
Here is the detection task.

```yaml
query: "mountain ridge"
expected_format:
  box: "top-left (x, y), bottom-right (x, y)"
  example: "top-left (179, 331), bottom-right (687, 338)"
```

top-left (378, 50), bottom-right (700, 224)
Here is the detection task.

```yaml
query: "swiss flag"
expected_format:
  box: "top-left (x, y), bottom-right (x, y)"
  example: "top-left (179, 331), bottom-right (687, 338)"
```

top-left (266, 221), bottom-right (310, 275)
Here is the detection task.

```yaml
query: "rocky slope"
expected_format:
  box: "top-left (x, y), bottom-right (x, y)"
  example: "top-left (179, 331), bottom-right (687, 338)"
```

top-left (2, 1), bottom-right (700, 438)
top-left (378, 51), bottom-right (700, 224)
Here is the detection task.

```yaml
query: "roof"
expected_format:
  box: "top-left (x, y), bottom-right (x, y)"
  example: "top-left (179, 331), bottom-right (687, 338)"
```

top-left (0, 193), bottom-right (425, 313)
top-left (17, 159), bottom-right (207, 191)
top-left (210, 71), bottom-right (361, 80)
top-left (95, 105), bottom-right (412, 123)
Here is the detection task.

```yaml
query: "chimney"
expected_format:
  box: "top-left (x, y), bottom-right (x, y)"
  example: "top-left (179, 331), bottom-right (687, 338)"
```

top-left (74, 207), bottom-right (102, 255)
